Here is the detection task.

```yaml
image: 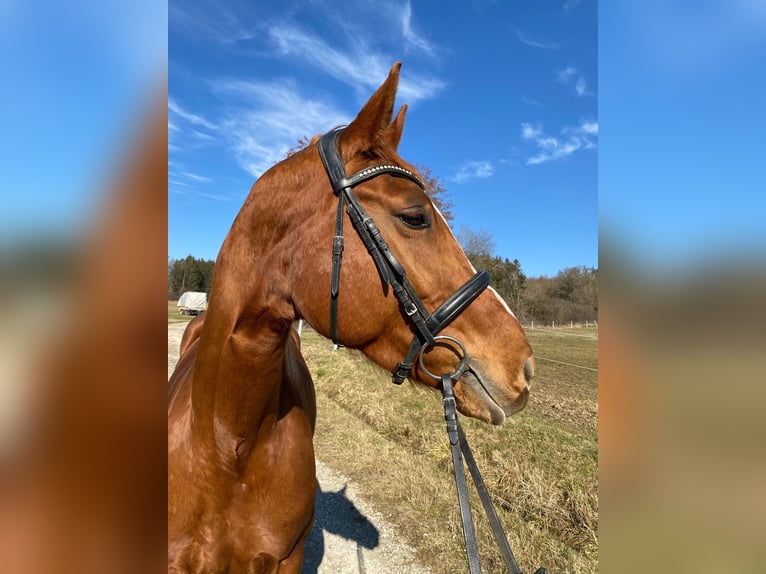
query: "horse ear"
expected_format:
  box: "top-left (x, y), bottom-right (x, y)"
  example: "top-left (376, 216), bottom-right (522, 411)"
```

top-left (383, 104), bottom-right (407, 150)
top-left (341, 62), bottom-right (402, 153)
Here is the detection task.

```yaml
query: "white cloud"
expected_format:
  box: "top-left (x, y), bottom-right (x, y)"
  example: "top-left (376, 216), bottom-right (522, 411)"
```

top-left (516, 30), bottom-right (560, 50)
top-left (563, 0), bottom-right (585, 11)
top-left (178, 171), bottom-right (213, 183)
top-left (521, 95), bottom-right (542, 107)
top-left (169, 1), bottom-right (256, 45)
top-left (521, 119), bottom-right (598, 165)
top-left (575, 77), bottom-right (589, 97)
top-left (401, 0), bottom-right (435, 56)
top-left (166, 163), bottom-right (242, 202)
top-left (212, 78), bottom-right (349, 177)
top-left (168, 97), bottom-right (218, 154)
top-left (521, 123), bottom-right (543, 139)
top-left (266, 23), bottom-right (445, 105)
top-left (576, 121), bottom-right (598, 136)
top-left (451, 160), bottom-right (494, 183)
top-left (557, 66), bottom-right (579, 83)
top-left (557, 65), bottom-right (592, 98)
top-left (168, 98), bottom-right (217, 131)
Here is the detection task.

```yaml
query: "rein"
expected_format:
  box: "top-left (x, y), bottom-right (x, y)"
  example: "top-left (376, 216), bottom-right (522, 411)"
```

top-left (317, 126), bottom-right (547, 573)
top-left (419, 338), bottom-right (547, 574)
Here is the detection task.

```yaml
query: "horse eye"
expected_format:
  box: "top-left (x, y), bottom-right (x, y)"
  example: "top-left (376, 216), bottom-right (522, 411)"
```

top-left (398, 212), bottom-right (430, 229)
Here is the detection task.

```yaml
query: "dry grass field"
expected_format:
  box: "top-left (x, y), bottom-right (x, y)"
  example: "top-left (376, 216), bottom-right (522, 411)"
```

top-left (300, 325), bottom-right (598, 574)
top-left (167, 304), bottom-right (597, 573)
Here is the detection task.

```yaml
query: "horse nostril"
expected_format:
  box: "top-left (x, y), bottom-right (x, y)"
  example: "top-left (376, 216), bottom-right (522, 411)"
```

top-left (524, 357), bottom-right (535, 385)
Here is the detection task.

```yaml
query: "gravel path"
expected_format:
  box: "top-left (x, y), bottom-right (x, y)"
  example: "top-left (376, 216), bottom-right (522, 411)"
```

top-left (168, 321), bottom-right (432, 574)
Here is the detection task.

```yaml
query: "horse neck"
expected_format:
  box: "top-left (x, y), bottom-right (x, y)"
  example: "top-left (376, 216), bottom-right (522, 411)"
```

top-left (189, 183), bottom-right (299, 453)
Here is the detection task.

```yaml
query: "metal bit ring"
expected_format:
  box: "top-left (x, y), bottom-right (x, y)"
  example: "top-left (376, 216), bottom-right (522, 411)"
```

top-left (418, 335), bottom-right (471, 381)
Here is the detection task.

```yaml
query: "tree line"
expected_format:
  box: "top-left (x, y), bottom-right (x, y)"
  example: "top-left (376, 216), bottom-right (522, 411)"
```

top-left (168, 255), bottom-right (215, 300)
top-left (457, 227), bottom-right (597, 324)
top-left (169, 250), bottom-right (597, 325)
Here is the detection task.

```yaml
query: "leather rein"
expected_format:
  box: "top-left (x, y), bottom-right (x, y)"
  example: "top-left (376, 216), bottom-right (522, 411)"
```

top-left (317, 126), bottom-right (547, 574)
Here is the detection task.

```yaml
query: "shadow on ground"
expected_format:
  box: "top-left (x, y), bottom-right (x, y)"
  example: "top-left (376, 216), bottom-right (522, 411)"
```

top-left (301, 481), bottom-right (380, 573)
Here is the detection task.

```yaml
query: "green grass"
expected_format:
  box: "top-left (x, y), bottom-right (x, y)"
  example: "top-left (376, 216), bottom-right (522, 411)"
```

top-left (168, 300), bottom-right (188, 322)
top-left (300, 327), bottom-right (598, 573)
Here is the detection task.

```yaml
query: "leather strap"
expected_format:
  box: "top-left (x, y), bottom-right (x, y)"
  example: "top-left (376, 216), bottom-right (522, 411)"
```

top-left (318, 127), bottom-right (487, 369)
top-left (317, 127), bottom-right (348, 195)
top-left (442, 375), bottom-right (482, 574)
top-left (442, 376), bottom-right (549, 574)
top-left (330, 191), bottom-right (345, 344)
top-left (458, 424), bottom-right (524, 574)
top-left (392, 271), bottom-right (490, 384)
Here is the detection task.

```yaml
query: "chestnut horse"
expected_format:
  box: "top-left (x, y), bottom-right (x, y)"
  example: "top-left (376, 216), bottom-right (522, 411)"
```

top-left (168, 63), bottom-right (534, 573)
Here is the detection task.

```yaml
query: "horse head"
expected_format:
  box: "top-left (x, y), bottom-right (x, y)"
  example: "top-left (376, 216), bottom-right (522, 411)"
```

top-left (279, 63), bottom-right (533, 425)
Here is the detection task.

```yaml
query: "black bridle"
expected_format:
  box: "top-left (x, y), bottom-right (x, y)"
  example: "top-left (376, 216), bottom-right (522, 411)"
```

top-left (317, 126), bottom-right (490, 385)
top-left (317, 126), bottom-right (548, 574)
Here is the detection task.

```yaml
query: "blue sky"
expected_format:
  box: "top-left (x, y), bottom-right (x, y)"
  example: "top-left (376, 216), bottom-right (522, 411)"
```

top-left (3, 2), bottom-right (762, 283)
top-left (168, 0), bottom-right (598, 278)
top-left (600, 1), bottom-right (766, 271)
top-left (0, 0), bottom-right (166, 244)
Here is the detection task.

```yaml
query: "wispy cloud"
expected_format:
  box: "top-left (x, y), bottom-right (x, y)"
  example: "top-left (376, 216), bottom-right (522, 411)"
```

top-left (516, 30), bottom-right (560, 50)
top-left (522, 95), bottom-right (542, 107)
top-left (211, 78), bottom-right (348, 177)
top-left (520, 119), bottom-right (598, 165)
top-left (401, 0), bottom-right (435, 56)
top-left (169, 0), bottom-right (448, 187)
top-left (563, 0), bottom-right (585, 11)
top-left (450, 160), bottom-right (494, 183)
top-left (575, 77), bottom-right (588, 96)
top-left (168, 97), bottom-right (218, 155)
top-left (557, 65), bottom-right (578, 84)
top-left (168, 98), bottom-right (217, 131)
top-left (169, 1), bottom-right (256, 45)
top-left (556, 65), bottom-right (592, 97)
top-left (167, 98), bottom-right (233, 200)
top-left (266, 23), bottom-right (445, 105)
top-left (167, 163), bottom-right (241, 202)
top-left (178, 171), bottom-right (213, 183)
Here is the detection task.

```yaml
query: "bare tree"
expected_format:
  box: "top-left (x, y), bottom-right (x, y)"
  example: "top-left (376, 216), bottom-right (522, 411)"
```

top-left (457, 226), bottom-right (496, 257)
top-left (414, 164), bottom-right (454, 223)
top-left (283, 135), bottom-right (313, 159)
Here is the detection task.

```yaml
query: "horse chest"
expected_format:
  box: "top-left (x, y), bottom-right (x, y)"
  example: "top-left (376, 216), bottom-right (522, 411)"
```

top-left (169, 419), bottom-right (316, 573)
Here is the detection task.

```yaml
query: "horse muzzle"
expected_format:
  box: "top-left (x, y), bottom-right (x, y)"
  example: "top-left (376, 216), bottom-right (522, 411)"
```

top-left (455, 364), bottom-right (530, 425)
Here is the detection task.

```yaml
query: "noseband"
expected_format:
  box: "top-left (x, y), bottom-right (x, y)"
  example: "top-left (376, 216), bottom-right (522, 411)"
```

top-left (317, 126), bottom-right (490, 385)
